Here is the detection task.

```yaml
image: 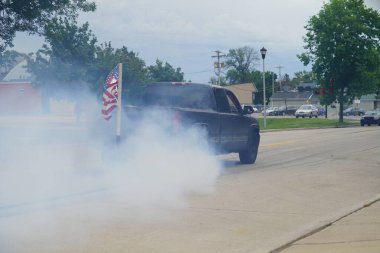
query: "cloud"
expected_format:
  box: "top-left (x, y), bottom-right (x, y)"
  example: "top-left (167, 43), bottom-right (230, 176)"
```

top-left (77, 0), bottom-right (325, 80)
top-left (13, 0), bottom-right (379, 81)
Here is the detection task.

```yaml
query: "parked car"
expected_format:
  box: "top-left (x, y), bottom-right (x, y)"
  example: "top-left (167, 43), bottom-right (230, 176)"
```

top-left (275, 105), bottom-right (298, 116)
top-left (262, 107), bottom-right (279, 116)
top-left (241, 104), bottom-right (258, 113)
top-left (254, 105), bottom-right (264, 113)
top-left (295, 104), bottom-right (319, 118)
top-left (360, 110), bottom-right (380, 126)
top-left (343, 107), bottom-right (365, 116)
top-left (317, 107), bottom-right (326, 116)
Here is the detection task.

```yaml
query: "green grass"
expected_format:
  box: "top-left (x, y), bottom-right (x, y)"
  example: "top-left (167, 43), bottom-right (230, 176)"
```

top-left (257, 117), bottom-right (359, 130)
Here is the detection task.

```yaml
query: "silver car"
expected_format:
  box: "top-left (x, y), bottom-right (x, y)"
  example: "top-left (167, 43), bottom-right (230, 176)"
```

top-left (262, 107), bottom-right (279, 116)
top-left (295, 104), bottom-right (319, 118)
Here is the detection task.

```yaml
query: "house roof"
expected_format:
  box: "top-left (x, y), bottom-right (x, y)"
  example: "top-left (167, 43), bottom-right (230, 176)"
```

top-left (224, 83), bottom-right (257, 92)
top-left (271, 91), bottom-right (319, 100)
top-left (361, 94), bottom-right (376, 100)
top-left (2, 59), bottom-right (32, 82)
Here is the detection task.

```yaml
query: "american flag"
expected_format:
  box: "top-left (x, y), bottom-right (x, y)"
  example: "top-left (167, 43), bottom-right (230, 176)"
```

top-left (101, 65), bottom-right (119, 120)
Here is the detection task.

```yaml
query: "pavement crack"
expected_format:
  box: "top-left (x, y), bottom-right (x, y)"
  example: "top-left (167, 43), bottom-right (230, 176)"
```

top-left (295, 238), bottom-right (380, 246)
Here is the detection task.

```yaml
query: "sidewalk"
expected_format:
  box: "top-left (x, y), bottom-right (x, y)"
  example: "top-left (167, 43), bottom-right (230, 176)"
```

top-left (278, 200), bottom-right (380, 253)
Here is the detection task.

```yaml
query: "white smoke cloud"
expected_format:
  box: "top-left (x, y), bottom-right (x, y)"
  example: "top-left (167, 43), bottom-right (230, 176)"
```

top-left (0, 93), bottom-right (221, 251)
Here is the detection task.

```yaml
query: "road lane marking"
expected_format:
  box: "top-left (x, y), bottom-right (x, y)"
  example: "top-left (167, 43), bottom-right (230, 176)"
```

top-left (261, 140), bottom-right (297, 147)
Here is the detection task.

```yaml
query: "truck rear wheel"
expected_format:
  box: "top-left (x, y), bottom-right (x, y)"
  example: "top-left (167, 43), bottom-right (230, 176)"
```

top-left (239, 131), bottom-right (260, 164)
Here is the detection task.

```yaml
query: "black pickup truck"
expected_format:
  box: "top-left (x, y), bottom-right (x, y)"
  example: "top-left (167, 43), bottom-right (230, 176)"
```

top-left (126, 82), bottom-right (260, 164)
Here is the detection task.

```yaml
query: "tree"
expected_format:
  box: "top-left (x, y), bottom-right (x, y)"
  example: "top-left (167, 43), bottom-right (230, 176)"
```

top-left (291, 70), bottom-right (314, 85)
top-left (298, 0), bottom-right (380, 123)
top-left (147, 59), bottom-right (184, 82)
top-left (209, 76), bottom-right (227, 85)
top-left (0, 0), bottom-right (96, 52)
top-left (251, 70), bottom-right (277, 105)
top-left (89, 42), bottom-right (149, 103)
top-left (280, 73), bottom-right (294, 91)
top-left (225, 46), bottom-right (260, 84)
top-left (27, 18), bottom-right (97, 95)
top-left (25, 18), bottom-right (97, 113)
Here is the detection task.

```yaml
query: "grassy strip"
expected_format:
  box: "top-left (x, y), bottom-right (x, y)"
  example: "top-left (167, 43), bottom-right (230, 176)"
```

top-left (257, 117), bottom-right (359, 130)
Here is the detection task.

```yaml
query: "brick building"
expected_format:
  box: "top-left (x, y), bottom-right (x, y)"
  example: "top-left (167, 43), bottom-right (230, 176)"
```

top-left (0, 59), bottom-right (42, 114)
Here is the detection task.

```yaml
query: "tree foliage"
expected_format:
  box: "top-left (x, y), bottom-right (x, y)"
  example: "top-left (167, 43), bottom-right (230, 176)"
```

top-left (0, 0), bottom-right (96, 52)
top-left (27, 18), bottom-right (97, 96)
top-left (209, 76), bottom-right (227, 85)
top-left (292, 70), bottom-right (314, 84)
top-left (92, 42), bottom-right (148, 100)
top-left (147, 59), bottom-right (184, 82)
top-left (26, 19), bottom-right (184, 103)
top-left (298, 0), bottom-right (380, 122)
top-left (225, 46), bottom-right (260, 84)
top-left (251, 70), bottom-right (276, 105)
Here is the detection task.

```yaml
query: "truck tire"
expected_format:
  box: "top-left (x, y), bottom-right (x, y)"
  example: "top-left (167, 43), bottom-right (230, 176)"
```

top-left (239, 131), bottom-right (260, 164)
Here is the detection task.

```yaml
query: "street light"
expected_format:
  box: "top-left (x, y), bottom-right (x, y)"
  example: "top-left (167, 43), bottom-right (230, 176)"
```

top-left (260, 47), bottom-right (267, 129)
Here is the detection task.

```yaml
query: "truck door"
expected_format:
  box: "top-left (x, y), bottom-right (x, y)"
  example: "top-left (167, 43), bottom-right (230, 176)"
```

top-left (213, 88), bottom-right (248, 151)
top-left (224, 89), bottom-right (250, 150)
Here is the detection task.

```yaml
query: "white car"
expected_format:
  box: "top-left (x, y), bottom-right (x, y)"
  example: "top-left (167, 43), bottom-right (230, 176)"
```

top-left (262, 107), bottom-right (279, 116)
top-left (360, 110), bottom-right (380, 126)
top-left (241, 104), bottom-right (258, 113)
top-left (295, 104), bottom-right (319, 118)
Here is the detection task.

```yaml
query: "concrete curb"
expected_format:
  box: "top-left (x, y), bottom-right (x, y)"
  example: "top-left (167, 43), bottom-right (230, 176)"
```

top-left (260, 124), bottom-right (361, 133)
top-left (258, 194), bottom-right (380, 253)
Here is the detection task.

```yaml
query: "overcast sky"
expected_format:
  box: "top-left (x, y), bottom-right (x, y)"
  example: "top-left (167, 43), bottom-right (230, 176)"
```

top-left (12, 0), bottom-right (380, 83)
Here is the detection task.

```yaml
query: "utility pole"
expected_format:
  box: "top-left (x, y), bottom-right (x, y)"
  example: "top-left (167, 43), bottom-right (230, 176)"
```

top-left (275, 65), bottom-right (284, 91)
top-left (212, 50), bottom-right (225, 85)
top-left (260, 47), bottom-right (267, 129)
top-left (272, 72), bottom-right (274, 107)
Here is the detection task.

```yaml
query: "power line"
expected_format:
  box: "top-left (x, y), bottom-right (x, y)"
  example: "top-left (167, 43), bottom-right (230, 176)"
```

top-left (184, 70), bottom-right (214, 75)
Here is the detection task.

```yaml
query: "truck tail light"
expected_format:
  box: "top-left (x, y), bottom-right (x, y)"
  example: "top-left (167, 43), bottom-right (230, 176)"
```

top-left (172, 111), bottom-right (183, 133)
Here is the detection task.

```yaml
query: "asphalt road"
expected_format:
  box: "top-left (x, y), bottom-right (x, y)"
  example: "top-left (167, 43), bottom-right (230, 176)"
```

top-left (0, 121), bottom-right (379, 253)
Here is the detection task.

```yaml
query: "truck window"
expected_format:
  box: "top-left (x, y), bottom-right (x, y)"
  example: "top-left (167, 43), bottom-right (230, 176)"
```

top-left (143, 84), bottom-right (216, 110)
top-left (213, 88), bottom-right (230, 113)
top-left (225, 90), bottom-right (242, 114)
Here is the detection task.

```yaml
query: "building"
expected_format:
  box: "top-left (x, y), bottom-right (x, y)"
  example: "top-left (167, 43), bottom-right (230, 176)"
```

top-left (354, 93), bottom-right (380, 111)
top-left (270, 91), bottom-right (320, 107)
top-left (0, 59), bottom-right (42, 114)
top-left (224, 83), bottom-right (258, 105)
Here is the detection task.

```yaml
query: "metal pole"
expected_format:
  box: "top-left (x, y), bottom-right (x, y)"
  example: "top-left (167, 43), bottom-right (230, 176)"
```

top-left (272, 72), bottom-right (274, 108)
top-left (212, 50), bottom-right (225, 85)
top-left (276, 65), bottom-right (283, 91)
top-left (263, 59), bottom-right (266, 129)
top-left (218, 62), bottom-right (221, 85)
top-left (116, 63), bottom-right (122, 144)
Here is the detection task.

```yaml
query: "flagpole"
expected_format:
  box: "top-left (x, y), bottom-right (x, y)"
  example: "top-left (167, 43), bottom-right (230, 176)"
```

top-left (116, 63), bottom-right (122, 144)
